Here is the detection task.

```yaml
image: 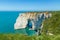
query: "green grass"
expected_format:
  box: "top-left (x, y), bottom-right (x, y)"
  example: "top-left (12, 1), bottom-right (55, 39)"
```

top-left (0, 34), bottom-right (60, 40)
top-left (42, 11), bottom-right (60, 35)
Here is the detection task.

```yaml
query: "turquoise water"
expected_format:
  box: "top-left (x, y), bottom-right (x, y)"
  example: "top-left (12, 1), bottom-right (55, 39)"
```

top-left (0, 11), bottom-right (20, 33)
top-left (0, 11), bottom-right (36, 35)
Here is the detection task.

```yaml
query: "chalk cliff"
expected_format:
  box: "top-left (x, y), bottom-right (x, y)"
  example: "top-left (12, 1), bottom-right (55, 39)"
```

top-left (14, 12), bottom-right (52, 30)
top-left (14, 12), bottom-right (40, 29)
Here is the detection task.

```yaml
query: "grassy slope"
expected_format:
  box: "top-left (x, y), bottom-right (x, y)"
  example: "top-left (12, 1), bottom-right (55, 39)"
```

top-left (43, 11), bottom-right (60, 35)
top-left (0, 11), bottom-right (60, 40)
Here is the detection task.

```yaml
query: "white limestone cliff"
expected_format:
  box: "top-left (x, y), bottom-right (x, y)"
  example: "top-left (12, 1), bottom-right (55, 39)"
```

top-left (14, 12), bottom-right (52, 30)
top-left (14, 12), bottom-right (40, 30)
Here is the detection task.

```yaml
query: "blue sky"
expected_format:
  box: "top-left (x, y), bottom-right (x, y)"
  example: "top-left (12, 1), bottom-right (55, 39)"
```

top-left (0, 0), bottom-right (60, 11)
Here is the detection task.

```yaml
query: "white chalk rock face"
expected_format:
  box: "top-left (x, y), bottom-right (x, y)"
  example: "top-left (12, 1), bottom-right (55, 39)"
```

top-left (14, 13), bottom-right (28, 29)
top-left (14, 13), bottom-right (37, 30)
top-left (14, 12), bottom-right (52, 30)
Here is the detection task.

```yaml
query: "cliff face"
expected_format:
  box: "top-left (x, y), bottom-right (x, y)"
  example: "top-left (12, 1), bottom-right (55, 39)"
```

top-left (14, 13), bottom-right (40, 29)
top-left (14, 12), bottom-right (52, 30)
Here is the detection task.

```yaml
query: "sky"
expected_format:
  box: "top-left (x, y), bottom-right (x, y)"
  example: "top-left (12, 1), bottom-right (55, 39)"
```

top-left (0, 0), bottom-right (60, 11)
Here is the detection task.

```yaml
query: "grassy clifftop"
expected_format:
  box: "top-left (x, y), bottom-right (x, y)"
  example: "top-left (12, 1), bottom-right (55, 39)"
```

top-left (43, 11), bottom-right (60, 35)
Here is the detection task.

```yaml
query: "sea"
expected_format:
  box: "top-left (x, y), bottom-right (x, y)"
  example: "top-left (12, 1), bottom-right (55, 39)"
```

top-left (0, 11), bottom-right (36, 35)
top-left (0, 11), bottom-right (21, 33)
